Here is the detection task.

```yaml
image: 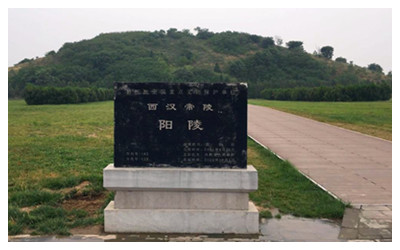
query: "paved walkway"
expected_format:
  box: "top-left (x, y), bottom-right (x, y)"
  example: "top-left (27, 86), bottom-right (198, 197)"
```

top-left (248, 104), bottom-right (392, 206)
top-left (339, 205), bottom-right (392, 240)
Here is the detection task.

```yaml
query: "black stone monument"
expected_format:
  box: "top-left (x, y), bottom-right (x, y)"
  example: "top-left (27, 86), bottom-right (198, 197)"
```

top-left (114, 82), bottom-right (247, 168)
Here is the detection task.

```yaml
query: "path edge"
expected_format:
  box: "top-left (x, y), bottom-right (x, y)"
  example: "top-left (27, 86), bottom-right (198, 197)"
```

top-left (247, 135), bottom-right (343, 203)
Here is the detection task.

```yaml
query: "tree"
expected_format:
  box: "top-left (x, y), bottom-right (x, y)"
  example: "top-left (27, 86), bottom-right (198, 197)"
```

top-left (180, 49), bottom-right (193, 60)
top-left (17, 58), bottom-right (33, 65)
top-left (274, 36), bottom-right (283, 46)
top-left (286, 41), bottom-right (303, 50)
top-left (194, 27), bottom-right (214, 39)
top-left (181, 29), bottom-right (193, 36)
top-left (45, 50), bottom-right (56, 57)
top-left (335, 57), bottom-right (347, 63)
top-left (320, 46), bottom-right (334, 59)
top-left (312, 47), bottom-right (322, 57)
top-left (249, 35), bottom-right (262, 43)
top-left (261, 37), bottom-right (275, 48)
top-left (229, 60), bottom-right (246, 79)
top-left (166, 28), bottom-right (189, 39)
top-left (368, 63), bottom-right (383, 73)
top-left (214, 63), bottom-right (222, 73)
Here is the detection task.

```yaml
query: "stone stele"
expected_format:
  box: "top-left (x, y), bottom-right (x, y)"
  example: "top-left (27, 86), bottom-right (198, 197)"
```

top-left (103, 82), bottom-right (259, 234)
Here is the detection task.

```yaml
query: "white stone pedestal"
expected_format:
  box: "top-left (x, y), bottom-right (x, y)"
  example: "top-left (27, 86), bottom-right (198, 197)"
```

top-left (103, 164), bottom-right (259, 234)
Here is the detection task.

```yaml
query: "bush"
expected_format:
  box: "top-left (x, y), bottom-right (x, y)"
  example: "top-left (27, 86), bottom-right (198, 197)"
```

top-left (261, 37), bottom-right (274, 48)
top-left (260, 83), bottom-right (391, 102)
top-left (335, 57), bottom-right (347, 63)
top-left (23, 85), bottom-right (113, 105)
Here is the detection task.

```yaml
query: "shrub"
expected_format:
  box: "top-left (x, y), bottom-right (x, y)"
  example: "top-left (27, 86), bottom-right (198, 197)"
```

top-left (261, 37), bottom-right (275, 48)
top-left (335, 57), bottom-right (347, 63)
top-left (23, 85), bottom-right (113, 105)
top-left (260, 83), bottom-right (391, 102)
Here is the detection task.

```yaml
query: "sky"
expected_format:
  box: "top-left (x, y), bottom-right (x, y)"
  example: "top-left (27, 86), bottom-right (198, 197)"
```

top-left (8, 8), bottom-right (392, 73)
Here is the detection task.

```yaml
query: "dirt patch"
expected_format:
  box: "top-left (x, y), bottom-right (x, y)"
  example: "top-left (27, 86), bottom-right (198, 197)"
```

top-left (60, 181), bottom-right (91, 195)
top-left (21, 171), bottom-right (60, 185)
top-left (62, 193), bottom-right (106, 214)
top-left (20, 205), bottom-right (40, 213)
top-left (69, 225), bottom-right (104, 235)
top-left (87, 133), bottom-right (98, 138)
top-left (22, 228), bottom-right (34, 235)
top-left (247, 147), bottom-right (257, 159)
top-left (256, 205), bottom-right (267, 211)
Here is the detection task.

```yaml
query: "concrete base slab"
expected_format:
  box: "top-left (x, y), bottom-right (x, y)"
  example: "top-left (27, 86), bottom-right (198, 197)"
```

top-left (103, 164), bottom-right (258, 192)
top-left (104, 201), bottom-right (259, 234)
top-left (114, 190), bottom-right (249, 210)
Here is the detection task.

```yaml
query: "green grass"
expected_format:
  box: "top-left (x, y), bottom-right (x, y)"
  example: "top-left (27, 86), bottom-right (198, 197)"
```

top-left (248, 99), bottom-right (392, 141)
top-left (8, 100), bottom-right (113, 187)
top-left (8, 100), bottom-right (113, 235)
top-left (259, 210), bottom-right (273, 219)
top-left (9, 99), bottom-right (346, 235)
top-left (9, 190), bottom-right (64, 207)
top-left (8, 204), bottom-right (98, 235)
top-left (40, 176), bottom-right (84, 190)
top-left (248, 138), bottom-right (346, 219)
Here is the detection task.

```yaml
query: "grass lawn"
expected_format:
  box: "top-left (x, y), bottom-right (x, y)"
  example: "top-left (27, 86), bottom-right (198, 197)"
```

top-left (8, 99), bottom-right (345, 235)
top-left (248, 99), bottom-right (392, 141)
top-left (8, 100), bottom-right (114, 235)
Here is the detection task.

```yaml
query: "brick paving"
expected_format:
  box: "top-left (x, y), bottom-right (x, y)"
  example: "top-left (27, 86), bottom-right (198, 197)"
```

top-left (248, 104), bottom-right (392, 240)
top-left (248, 104), bottom-right (392, 206)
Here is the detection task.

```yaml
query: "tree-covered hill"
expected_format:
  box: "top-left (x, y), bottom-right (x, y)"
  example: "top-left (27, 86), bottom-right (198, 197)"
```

top-left (8, 28), bottom-right (391, 98)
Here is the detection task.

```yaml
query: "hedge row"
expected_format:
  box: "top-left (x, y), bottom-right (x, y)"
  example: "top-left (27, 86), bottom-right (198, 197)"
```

top-left (24, 85), bottom-right (114, 105)
top-left (260, 84), bottom-right (391, 102)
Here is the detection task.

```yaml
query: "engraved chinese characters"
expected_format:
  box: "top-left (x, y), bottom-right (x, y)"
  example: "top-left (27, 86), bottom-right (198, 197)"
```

top-left (114, 82), bottom-right (247, 168)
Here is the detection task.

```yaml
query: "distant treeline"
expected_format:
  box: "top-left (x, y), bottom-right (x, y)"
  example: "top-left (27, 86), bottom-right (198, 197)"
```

top-left (260, 84), bottom-right (391, 102)
top-left (24, 85), bottom-right (114, 105)
top-left (9, 30), bottom-right (391, 99)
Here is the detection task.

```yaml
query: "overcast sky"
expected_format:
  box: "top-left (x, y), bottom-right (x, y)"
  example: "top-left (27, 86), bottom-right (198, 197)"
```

top-left (8, 8), bottom-right (392, 73)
